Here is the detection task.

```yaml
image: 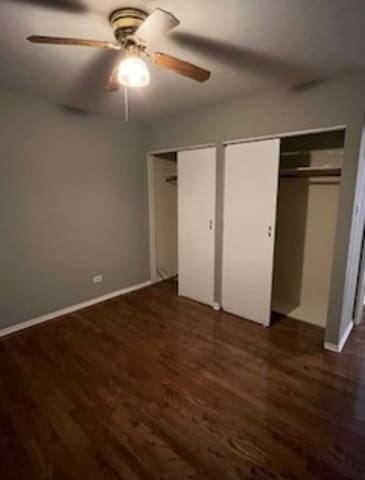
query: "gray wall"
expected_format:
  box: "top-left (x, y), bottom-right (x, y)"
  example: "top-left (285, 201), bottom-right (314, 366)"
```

top-left (0, 90), bottom-right (149, 329)
top-left (2, 70), bottom-right (365, 348)
top-left (147, 70), bottom-right (365, 347)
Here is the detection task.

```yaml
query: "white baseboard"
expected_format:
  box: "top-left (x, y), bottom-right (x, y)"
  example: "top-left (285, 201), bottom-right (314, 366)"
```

top-left (0, 280), bottom-right (152, 339)
top-left (324, 320), bottom-right (354, 353)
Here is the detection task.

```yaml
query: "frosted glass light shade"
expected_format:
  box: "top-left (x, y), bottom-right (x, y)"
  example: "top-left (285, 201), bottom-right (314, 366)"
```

top-left (118, 56), bottom-right (150, 87)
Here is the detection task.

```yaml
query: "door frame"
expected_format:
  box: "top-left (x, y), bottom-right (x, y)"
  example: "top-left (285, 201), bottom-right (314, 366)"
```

top-left (354, 222), bottom-right (365, 325)
top-left (223, 125), bottom-right (346, 146)
top-left (147, 144), bottom-right (216, 283)
top-left (147, 126), bottom-right (345, 307)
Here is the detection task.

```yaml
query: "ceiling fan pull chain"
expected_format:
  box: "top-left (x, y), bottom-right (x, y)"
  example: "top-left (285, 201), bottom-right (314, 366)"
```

top-left (124, 85), bottom-right (129, 122)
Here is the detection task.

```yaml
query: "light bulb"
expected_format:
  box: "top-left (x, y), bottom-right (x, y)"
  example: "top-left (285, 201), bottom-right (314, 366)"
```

top-left (118, 56), bottom-right (150, 87)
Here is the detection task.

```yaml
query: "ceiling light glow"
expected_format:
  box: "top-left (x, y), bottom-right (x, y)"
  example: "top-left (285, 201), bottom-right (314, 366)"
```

top-left (118, 56), bottom-right (150, 87)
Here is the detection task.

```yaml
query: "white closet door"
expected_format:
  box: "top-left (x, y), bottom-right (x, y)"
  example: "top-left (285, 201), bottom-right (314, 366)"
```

top-left (222, 139), bottom-right (280, 326)
top-left (178, 147), bottom-right (216, 306)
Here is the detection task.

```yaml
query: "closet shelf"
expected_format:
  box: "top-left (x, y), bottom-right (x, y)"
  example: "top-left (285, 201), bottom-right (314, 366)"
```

top-left (279, 167), bottom-right (341, 178)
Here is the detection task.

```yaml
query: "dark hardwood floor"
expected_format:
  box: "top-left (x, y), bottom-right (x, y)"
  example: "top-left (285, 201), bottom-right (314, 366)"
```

top-left (0, 281), bottom-right (365, 480)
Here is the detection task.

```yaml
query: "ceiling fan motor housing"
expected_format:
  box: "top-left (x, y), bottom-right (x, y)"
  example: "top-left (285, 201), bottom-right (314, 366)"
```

top-left (110, 8), bottom-right (147, 45)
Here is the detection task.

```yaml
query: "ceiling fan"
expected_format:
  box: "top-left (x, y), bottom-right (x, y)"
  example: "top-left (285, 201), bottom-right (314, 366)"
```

top-left (27, 7), bottom-right (211, 90)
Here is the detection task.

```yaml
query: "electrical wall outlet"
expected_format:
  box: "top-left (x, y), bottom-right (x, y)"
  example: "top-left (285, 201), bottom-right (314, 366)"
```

top-left (93, 275), bottom-right (103, 284)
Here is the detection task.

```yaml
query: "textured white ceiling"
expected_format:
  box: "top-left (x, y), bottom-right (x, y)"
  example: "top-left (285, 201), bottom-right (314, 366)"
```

top-left (1, 0), bottom-right (365, 119)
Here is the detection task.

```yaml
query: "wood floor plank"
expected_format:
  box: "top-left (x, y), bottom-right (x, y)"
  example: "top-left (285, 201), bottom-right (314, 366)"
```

top-left (0, 281), bottom-right (365, 479)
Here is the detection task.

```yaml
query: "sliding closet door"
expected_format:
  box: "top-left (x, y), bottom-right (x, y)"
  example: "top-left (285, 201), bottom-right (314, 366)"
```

top-left (178, 147), bottom-right (216, 306)
top-left (222, 139), bottom-right (280, 326)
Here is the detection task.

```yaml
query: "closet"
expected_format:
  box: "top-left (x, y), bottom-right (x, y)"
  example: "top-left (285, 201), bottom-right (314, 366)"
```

top-left (150, 152), bottom-right (178, 282)
top-left (149, 147), bottom-right (216, 307)
top-left (222, 130), bottom-right (344, 328)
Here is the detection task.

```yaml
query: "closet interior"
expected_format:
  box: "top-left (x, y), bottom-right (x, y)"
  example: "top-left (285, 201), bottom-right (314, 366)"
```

top-left (150, 152), bottom-right (178, 283)
top-left (272, 130), bottom-right (345, 328)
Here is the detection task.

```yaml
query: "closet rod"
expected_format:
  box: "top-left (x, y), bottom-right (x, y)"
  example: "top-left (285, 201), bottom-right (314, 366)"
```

top-left (280, 150), bottom-right (342, 156)
top-left (279, 167), bottom-right (341, 178)
top-left (281, 150), bottom-right (312, 156)
top-left (165, 175), bottom-right (178, 185)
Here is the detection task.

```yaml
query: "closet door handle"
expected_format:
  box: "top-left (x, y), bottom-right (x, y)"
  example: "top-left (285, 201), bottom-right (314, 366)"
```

top-left (209, 220), bottom-right (213, 230)
top-left (268, 225), bottom-right (272, 237)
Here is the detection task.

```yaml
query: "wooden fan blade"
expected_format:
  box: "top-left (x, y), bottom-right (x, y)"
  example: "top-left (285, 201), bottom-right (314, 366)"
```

top-left (27, 35), bottom-right (120, 50)
top-left (135, 9), bottom-right (180, 44)
top-left (105, 56), bottom-right (122, 92)
top-left (150, 52), bottom-right (211, 82)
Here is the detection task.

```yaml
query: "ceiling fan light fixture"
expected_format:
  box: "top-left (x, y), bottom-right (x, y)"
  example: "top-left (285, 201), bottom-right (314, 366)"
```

top-left (118, 56), bottom-right (150, 87)
top-left (28, 8), bottom-right (211, 93)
